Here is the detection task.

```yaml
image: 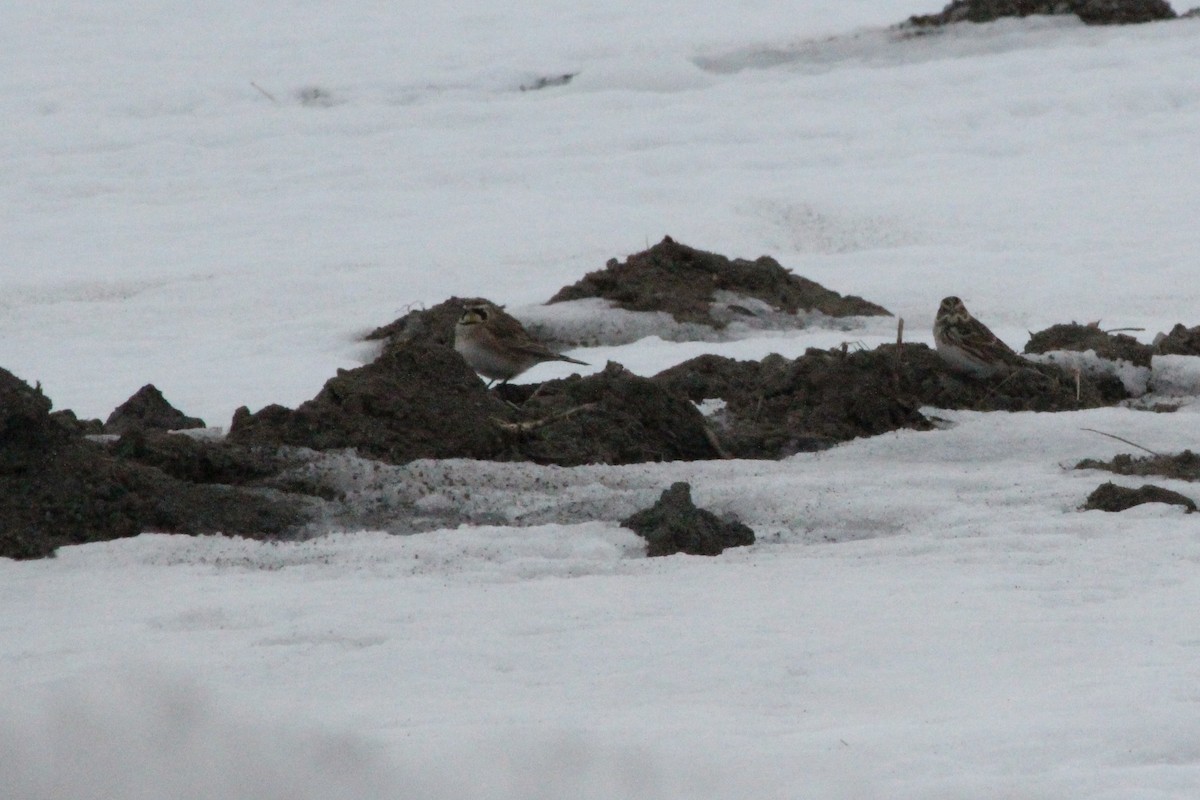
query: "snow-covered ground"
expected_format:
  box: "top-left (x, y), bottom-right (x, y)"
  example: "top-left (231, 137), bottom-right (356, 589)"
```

top-left (3, 2), bottom-right (1200, 797)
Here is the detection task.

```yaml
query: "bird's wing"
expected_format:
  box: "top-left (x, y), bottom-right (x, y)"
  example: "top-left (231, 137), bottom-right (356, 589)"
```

top-left (486, 311), bottom-right (532, 340)
top-left (963, 316), bottom-right (1020, 359)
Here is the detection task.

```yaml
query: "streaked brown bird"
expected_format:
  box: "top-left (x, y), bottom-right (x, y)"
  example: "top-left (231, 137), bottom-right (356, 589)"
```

top-left (454, 301), bottom-right (587, 385)
top-left (933, 296), bottom-right (1025, 378)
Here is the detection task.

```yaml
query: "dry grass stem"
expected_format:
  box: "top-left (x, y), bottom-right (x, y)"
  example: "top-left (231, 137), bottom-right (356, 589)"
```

top-left (1080, 428), bottom-right (1161, 456)
top-left (494, 402), bottom-right (600, 433)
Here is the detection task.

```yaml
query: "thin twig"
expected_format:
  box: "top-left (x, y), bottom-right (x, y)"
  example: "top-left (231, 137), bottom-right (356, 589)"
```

top-left (1102, 327), bottom-right (1145, 334)
top-left (1080, 428), bottom-right (1161, 457)
top-left (494, 402), bottom-right (600, 433)
top-left (250, 81), bottom-right (280, 104)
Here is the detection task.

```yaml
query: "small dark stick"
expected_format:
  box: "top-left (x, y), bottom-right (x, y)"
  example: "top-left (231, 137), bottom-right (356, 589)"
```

top-left (250, 81), bottom-right (279, 104)
top-left (1080, 428), bottom-right (1161, 457)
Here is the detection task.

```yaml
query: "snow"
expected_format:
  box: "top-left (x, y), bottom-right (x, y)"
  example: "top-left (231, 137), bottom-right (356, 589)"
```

top-left (4, 2), bottom-right (1200, 797)
top-left (1151, 355), bottom-right (1200, 396)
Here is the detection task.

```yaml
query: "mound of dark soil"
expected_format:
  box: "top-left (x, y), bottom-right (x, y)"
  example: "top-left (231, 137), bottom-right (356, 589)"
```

top-left (906, 0), bottom-right (1176, 26)
top-left (1071, 0), bottom-right (1177, 23)
top-left (49, 409), bottom-right (104, 436)
top-left (237, 332), bottom-right (722, 468)
top-left (501, 362), bottom-right (724, 466)
top-left (547, 236), bottom-right (890, 328)
top-left (1082, 481), bottom-right (1196, 513)
top-left (104, 383), bottom-right (205, 435)
top-left (109, 429), bottom-right (293, 486)
top-left (363, 296), bottom-right (489, 352)
top-left (229, 342), bottom-right (513, 464)
top-left (1076, 450), bottom-right (1200, 482)
top-left (1154, 323), bottom-right (1200, 356)
top-left (0, 367), bottom-right (308, 561)
top-left (621, 482), bottom-right (755, 557)
top-left (1024, 323), bottom-right (1154, 367)
top-left (655, 351), bottom-right (929, 457)
top-left (655, 343), bottom-right (1116, 458)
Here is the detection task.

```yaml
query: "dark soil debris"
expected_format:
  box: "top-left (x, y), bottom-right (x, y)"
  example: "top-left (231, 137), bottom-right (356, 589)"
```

top-left (1154, 323), bottom-right (1200, 357)
top-left (503, 362), bottom-right (724, 466)
top-left (904, 0), bottom-right (1176, 27)
top-left (229, 342), bottom-right (513, 464)
top-left (655, 343), bottom-right (1112, 458)
top-left (548, 236), bottom-right (890, 328)
top-left (104, 383), bottom-right (205, 435)
top-left (0, 367), bottom-right (309, 561)
top-left (109, 429), bottom-right (297, 487)
top-left (621, 481), bottom-right (755, 557)
top-left (363, 296), bottom-right (489, 352)
top-left (231, 341), bottom-right (720, 468)
top-left (1024, 323), bottom-right (1154, 368)
top-left (1076, 450), bottom-right (1200, 482)
top-left (1082, 481), bottom-right (1196, 513)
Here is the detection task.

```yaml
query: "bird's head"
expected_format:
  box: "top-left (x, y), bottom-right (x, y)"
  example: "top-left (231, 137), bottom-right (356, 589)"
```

top-left (458, 304), bottom-right (492, 327)
top-left (937, 296), bottom-right (969, 320)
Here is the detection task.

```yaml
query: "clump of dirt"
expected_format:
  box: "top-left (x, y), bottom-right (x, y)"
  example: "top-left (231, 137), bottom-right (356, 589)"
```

top-left (49, 409), bottom-right (104, 436)
top-left (621, 481), bottom-right (755, 557)
top-left (904, 0), bottom-right (1176, 27)
top-left (655, 343), bottom-right (1114, 458)
top-left (109, 429), bottom-right (295, 486)
top-left (502, 362), bottom-right (724, 466)
top-left (246, 327), bottom-right (723, 467)
top-left (547, 236), bottom-right (890, 328)
top-left (104, 383), bottom-right (205, 435)
top-left (363, 296), bottom-right (489, 352)
top-left (229, 341), bottom-right (514, 464)
top-left (1076, 450), bottom-right (1200, 482)
top-left (1069, 0), bottom-right (1177, 23)
top-left (905, 345), bottom-right (1118, 410)
top-left (1024, 323), bottom-right (1154, 367)
top-left (1082, 481), bottom-right (1196, 513)
top-left (1027, 321), bottom-right (1200, 363)
top-left (1154, 323), bottom-right (1200, 356)
top-left (656, 351), bottom-right (929, 457)
top-left (0, 367), bottom-right (309, 561)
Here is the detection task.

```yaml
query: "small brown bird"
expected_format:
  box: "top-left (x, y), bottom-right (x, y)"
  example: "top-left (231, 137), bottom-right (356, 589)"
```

top-left (932, 296), bottom-right (1025, 378)
top-left (454, 301), bottom-right (587, 385)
